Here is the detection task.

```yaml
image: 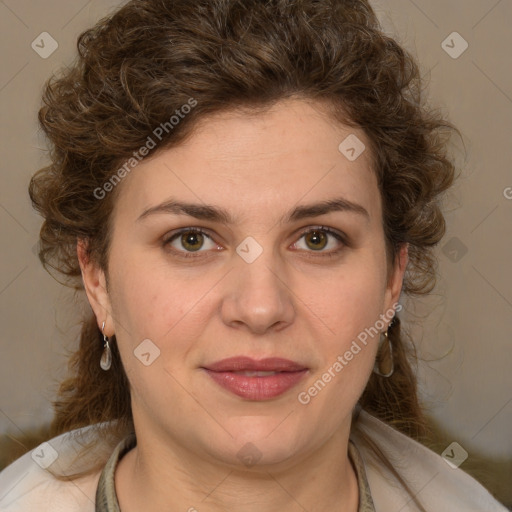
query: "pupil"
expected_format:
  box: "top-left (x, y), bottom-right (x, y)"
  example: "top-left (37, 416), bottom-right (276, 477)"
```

top-left (307, 230), bottom-right (326, 250)
top-left (183, 232), bottom-right (202, 251)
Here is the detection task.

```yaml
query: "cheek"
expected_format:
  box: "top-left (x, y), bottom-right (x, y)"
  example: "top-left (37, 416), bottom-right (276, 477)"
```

top-left (317, 254), bottom-right (388, 343)
top-left (301, 252), bottom-right (388, 400)
top-left (109, 246), bottom-right (181, 331)
top-left (297, 290), bottom-right (383, 433)
top-left (107, 253), bottom-right (220, 364)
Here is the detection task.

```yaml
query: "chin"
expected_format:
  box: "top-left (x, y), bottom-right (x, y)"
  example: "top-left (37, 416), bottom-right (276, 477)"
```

top-left (207, 417), bottom-right (308, 469)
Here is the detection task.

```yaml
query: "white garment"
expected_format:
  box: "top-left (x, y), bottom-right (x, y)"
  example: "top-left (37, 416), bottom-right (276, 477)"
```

top-left (351, 412), bottom-right (509, 511)
top-left (0, 410), bottom-right (508, 511)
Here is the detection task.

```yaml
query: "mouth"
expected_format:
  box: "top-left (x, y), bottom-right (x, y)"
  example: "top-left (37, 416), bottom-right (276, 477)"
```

top-left (203, 356), bottom-right (307, 372)
top-left (201, 357), bottom-right (309, 401)
top-left (229, 370), bottom-right (285, 376)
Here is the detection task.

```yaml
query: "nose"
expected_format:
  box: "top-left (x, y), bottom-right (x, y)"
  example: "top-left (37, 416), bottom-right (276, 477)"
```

top-left (220, 248), bottom-right (296, 335)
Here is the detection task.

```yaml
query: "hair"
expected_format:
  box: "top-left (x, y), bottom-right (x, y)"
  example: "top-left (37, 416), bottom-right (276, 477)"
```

top-left (29, 0), bottom-right (459, 509)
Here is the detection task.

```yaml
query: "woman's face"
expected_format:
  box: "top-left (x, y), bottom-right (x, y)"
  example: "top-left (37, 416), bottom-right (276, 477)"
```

top-left (82, 98), bottom-right (407, 468)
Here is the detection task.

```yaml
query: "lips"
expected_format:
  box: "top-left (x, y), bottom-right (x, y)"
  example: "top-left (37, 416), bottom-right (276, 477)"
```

top-left (204, 356), bottom-right (307, 372)
top-left (202, 357), bottom-right (308, 400)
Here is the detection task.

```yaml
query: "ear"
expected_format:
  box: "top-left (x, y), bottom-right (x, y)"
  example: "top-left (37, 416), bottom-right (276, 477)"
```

top-left (77, 238), bottom-right (114, 337)
top-left (383, 243), bottom-right (408, 322)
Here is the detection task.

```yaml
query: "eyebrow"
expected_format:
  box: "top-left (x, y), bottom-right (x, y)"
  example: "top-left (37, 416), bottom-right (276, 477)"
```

top-left (136, 197), bottom-right (370, 225)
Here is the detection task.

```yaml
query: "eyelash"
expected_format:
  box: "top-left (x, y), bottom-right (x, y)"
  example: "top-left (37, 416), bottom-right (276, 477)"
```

top-left (162, 226), bottom-right (348, 260)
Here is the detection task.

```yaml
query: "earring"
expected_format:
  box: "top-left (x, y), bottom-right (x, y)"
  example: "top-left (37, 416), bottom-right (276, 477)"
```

top-left (373, 321), bottom-right (394, 378)
top-left (100, 321), bottom-right (112, 371)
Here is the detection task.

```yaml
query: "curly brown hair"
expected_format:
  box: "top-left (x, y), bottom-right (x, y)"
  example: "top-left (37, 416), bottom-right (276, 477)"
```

top-left (29, 0), bottom-right (458, 505)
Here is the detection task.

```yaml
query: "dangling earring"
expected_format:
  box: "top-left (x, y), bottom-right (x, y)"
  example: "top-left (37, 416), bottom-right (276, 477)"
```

top-left (373, 321), bottom-right (394, 378)
top-left (100, 321), bottom-right (112, 371)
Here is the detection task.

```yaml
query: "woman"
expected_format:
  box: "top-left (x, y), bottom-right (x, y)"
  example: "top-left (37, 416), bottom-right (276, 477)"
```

top-left (0, 0), bottom-right (507, 510)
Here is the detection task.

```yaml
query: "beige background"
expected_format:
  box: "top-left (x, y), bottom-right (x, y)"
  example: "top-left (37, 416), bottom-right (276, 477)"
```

top-left (0, 0), bottom-right (511, 499)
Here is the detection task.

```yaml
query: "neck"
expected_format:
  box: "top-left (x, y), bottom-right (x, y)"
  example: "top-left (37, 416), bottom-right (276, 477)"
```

top-left (115, 423), bottom-right (359, 512)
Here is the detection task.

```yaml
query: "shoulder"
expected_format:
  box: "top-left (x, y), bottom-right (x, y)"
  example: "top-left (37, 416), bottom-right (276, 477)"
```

top-left (0, 424), bottom-right (116, 512)
top-left (351, 409), bottom-right (508, 512)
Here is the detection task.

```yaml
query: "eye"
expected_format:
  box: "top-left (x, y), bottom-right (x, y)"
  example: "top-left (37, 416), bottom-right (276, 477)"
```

top-left (292, 226), bottom-right (346, 256)
top-left (163, 225), bottom-right (347, 260)
top-left (163, 228), bottom-right (219, 258)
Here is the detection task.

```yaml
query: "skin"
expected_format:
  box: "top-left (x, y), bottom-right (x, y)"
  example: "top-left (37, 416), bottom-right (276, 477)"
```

top-left (78, 97), bottom-right (408, 512)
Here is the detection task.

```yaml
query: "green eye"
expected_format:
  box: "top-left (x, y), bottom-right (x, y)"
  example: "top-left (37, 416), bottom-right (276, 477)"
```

top-left (180, 231), bottom-right (206, 252)
top-left (164, 228), bottom-right (217, 258)
top-left (303, 229), bottom-right (329, 251)
top-left (163, 225), bottom-right (347, 260)
top-left (294, 226), bottom-right (346, 255)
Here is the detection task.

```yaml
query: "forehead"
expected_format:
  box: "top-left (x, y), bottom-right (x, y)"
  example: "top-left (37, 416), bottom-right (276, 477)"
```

top-left (111, 99), bottom-right (380, 227)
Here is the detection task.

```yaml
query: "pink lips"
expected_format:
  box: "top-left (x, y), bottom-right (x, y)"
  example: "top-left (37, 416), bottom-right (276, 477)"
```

top-left (202, 357), bottom-right (308, 400)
